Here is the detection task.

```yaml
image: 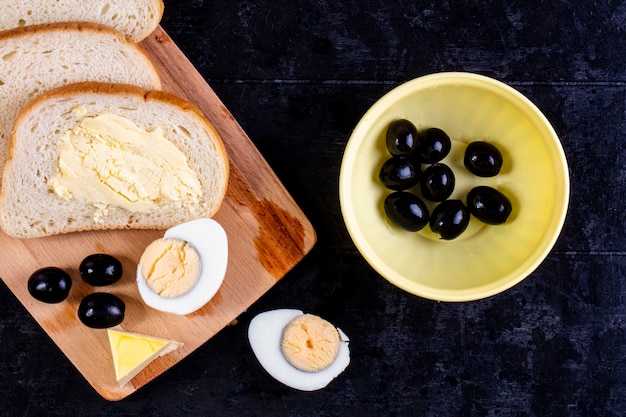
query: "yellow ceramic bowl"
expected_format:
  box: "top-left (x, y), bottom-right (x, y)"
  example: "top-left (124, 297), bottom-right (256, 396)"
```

top-left (339, 72), bottom-right (569, 301)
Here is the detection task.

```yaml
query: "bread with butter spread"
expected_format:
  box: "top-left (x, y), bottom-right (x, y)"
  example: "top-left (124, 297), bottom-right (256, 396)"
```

top-left (0, 22), bottom-right (162, 193)
top-left (0, 82), bottom-right (229, 238)
top-left (0, 0), bottom-right (164, 42)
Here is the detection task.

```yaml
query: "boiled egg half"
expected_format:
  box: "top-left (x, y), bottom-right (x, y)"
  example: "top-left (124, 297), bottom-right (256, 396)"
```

top-left (137, 218), bottom-right (228, 315)
top-left (248, 309), bottom-right (350, 391)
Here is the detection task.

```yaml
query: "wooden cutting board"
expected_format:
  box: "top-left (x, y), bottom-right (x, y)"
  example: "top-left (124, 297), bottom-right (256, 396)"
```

top-left (0, 26), bottom-right (316, 401)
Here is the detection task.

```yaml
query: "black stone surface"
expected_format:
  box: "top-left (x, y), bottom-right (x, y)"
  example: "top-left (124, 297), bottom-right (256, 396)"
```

top-left (2, 1), bottom-right (626, 416)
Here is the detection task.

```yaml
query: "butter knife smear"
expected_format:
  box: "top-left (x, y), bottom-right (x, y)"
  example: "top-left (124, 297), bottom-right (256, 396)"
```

top-left (51, 112), bottom-right (202, 221)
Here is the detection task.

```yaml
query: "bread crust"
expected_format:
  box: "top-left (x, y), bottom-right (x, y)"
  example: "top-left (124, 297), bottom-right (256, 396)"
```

top-left (1, 21), bottom-right (129, 39)
top-left (0, 0), bottom-right (165, 42)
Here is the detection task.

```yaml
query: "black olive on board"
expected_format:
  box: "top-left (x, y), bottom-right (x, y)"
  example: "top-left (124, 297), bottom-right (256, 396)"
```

top-left (78, 292), bottom-right (125, 329)
top-left (385, 119), bottom-right (419, 156)
top-left (379, 155), bottom-right (421, 190)
top-left (466, 186), bottom-right (513, 225)
top-left (384, 191), bottom-right (430, 232)
top-left (27, 267), bottom-right (72, 303)
top-left (429, 200), bottom-right (470, 240)
top-left (416, 127), bottom-right (452, 164)
top-left (463, 141), bottom-right (503, 177)
top-left (420, 163), bottom-right (456, 202)
top-left (79, 254), bottom-right (123, 286)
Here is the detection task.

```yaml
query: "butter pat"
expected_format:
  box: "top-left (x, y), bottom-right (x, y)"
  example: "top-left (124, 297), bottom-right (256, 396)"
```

top-left (107, 328), bottom-right (182, 386)
top-left (139, 237), bottom-right (201, 298)
top-left (50, 113), bottom-right (202, 216)
top-left (281, 314), bottom-right (341, 372)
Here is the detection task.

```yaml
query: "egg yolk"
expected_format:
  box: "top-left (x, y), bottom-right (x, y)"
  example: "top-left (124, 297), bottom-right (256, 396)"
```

top-left (139, 237), bottom-right (201, 298)
top-left (280, 314), bottom-right (341, 372)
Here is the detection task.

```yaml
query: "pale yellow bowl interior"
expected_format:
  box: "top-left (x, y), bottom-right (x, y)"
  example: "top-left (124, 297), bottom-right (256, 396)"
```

top-left (339, 72), bottom-right (569, 301)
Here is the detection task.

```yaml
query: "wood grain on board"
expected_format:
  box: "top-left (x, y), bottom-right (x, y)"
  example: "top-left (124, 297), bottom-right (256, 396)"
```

top-left (0, 26), bottom-right (316, 401)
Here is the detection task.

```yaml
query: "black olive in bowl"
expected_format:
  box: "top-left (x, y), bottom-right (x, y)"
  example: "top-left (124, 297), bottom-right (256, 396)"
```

top-left (429, 200), bottom-right (470, 240)
top-left (384, 191), bottom-right (429, 232)
top-left (466, 186), bottom-right (512, 225)
top-left (416, 127), bottom-right (451, 163)
top-left (463, 141), bottom-right (503, 177)
top-left (379, 155), bottom-right (421, 190)
top-left (386, 119), bottom-right (419, 156)
top-left (420, 163), bottom-right (456, 202)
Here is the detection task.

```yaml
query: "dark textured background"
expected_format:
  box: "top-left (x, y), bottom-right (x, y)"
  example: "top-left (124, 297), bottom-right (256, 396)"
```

top-left (2, 1), bottom-right (625, 416)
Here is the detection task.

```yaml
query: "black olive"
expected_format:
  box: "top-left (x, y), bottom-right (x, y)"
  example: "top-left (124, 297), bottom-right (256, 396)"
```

top-left (78, 292), bottom-right (125, 329)
top-left (463, 141), bottom-right (503, 177)
top-left (416, 127), bottom-right (451, 163)
top-left (79, 254), bottom-right (123, 286)
top-left (379, 155), bottom-right (421, 190)
top-left (384, 191), bottom-right (430, 232)
top-left (429, 200), bottom-right (470, 240)
top-left (27, 267), bottom-right (72, 303)
top-left (386, 119), bottom-right (419, 156)
top-left (420, 163), bottom-right (456, 202)
top-left (466, 186), bottom-right (512, 225)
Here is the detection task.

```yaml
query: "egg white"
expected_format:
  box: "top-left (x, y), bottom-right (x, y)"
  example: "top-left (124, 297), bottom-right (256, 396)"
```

top-left (137, 218), bottom-right (228, 315)
top-left (248, 309), bottom-right (350, 391)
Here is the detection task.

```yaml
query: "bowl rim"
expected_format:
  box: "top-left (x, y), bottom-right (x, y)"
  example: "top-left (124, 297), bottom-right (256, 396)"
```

top-left (339, 71), bottom-right (570, 301)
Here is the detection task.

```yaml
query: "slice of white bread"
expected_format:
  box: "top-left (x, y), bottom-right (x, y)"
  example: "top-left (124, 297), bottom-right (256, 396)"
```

top-left (0, 22), bottom-right (162, 192)
top-left (0, 0), bottom-right (164, 42)
top-left (0, 82), bottom-right (229, 238)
